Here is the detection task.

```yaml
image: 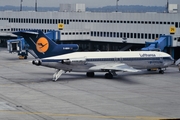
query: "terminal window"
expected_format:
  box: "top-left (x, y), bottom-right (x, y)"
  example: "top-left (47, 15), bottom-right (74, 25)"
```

top-left (100, 32), bottom-right (103, 37)
top-left (152, 34), bottom-right (155, 39)
top-left (110, 32), bottom-right (113, 37)
top-left (120, 33), bottom-right (122, 38)
top-left (130, 33), bottom-right (133, 38)
top-left (138, 33), bottom-right (140, 38)
top-left (113, 32), bottom-right (116, 37)
top-left (145, 34), bottom-right (147, 39)
top-left (104, 32), bottom-right (106, 37)
top-left (127, 33), bottom-right (129, 38)
top-left (123, 33), bottom-right (126, 38)
top-left (91, 31), bottom-right (93, 36)
top-left (47, 19), bottom-right (50, 24)
top-left (156, 34), bottom-right (159, 38)
top-left (94, 31), bottom-right (96, 36)
top-left (97, 32), bottom-right (99, 36)
top-left (141, 33), bottom-right (144, 39)
top-left (117, 32), bottom-right (119, 37)
top-left (107, 32), bottom-right (109, 37)
top-left (175, 22), bottom-right (178, 28)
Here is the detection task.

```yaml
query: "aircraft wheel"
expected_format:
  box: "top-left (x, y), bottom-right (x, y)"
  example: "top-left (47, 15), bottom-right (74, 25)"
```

top-left (86, 72), bottom-right (94, 77)
top-left (159, 70), bottom-right (164, 74)
top-left (105, 73), bottom-right (113, 79)
top-left (24, 56), bottom-right (27, 59)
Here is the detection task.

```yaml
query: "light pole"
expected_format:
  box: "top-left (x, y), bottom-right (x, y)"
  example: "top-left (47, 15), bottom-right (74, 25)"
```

top-left (116, 0), bottom-right (119, 12)
top-left (35, 0), bottom-right (37, 11)
top-left (20, 0), bottom-right (23, 11)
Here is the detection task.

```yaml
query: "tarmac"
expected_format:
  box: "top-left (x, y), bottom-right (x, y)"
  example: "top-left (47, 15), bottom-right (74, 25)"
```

top-left (0, 48), bottom-right (180, 120)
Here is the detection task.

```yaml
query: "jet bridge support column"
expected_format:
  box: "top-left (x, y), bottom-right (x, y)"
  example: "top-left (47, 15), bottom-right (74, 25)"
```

top-left (169, 47), bottom-right (175, 59)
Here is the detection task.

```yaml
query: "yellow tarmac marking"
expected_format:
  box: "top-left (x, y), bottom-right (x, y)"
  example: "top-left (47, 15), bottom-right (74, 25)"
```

top-left (0, 110), bottom-right (167, 120)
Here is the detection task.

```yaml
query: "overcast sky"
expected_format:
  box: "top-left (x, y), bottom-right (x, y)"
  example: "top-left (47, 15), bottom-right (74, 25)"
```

top-left (0, 0), bottom-right (180, 7)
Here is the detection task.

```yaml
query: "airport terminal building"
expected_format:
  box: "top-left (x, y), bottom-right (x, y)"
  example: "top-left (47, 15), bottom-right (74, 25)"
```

top-left (0, 3), bottom-right (180, 59)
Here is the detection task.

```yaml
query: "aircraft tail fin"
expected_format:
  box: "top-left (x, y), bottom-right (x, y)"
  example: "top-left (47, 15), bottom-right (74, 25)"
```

top-left (13, 30), bottom-right (58, 58)
top-left (13, 30), bottom-right (79, 59)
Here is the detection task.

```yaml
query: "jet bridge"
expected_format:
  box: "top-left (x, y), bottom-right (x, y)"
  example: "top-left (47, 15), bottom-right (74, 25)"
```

top-left (141, 35), bottom-right (172, 52)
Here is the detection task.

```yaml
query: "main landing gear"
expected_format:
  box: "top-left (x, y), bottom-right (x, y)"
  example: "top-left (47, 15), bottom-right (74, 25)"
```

top-left (147, 68), bottom-right (165, 74)
top-left (86, 71), bottom-right (116, 79)
top-left (86, 72), bottom-right (95, 77)
top-left (159, 68), bottom-right (165, 74)
top-left (105, 72), bottom-right (113, 79)
top-left (159, 69), bottom-right (164, 74)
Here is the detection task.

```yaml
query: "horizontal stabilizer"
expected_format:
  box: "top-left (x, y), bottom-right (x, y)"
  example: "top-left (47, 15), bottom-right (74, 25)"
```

top-left (13, 31), bottom-right (39, 36)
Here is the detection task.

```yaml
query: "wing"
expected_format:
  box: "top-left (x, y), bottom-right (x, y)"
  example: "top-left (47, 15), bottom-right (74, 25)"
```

top-left (89, 63), bottom-right (141, 72)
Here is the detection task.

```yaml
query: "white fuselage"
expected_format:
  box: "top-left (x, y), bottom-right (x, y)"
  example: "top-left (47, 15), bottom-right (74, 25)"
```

top-left (39, 51), bottom-right (174, 72)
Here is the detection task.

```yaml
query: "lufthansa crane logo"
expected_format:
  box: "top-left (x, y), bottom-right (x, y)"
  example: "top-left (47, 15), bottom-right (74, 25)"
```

top-left (36, 37), bottom-right (49, 53)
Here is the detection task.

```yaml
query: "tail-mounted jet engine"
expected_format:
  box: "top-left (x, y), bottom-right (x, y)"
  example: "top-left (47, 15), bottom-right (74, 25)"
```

top-left (61, 58), bottom-right (86, 65)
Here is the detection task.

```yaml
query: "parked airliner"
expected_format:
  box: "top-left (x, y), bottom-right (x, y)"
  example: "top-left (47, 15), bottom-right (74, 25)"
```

top-left (13, 30), bottom-right (174, 81)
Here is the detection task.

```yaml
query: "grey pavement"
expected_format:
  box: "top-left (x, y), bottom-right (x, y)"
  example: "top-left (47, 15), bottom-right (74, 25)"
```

top-left (0, 48), bottom-right (180, 120)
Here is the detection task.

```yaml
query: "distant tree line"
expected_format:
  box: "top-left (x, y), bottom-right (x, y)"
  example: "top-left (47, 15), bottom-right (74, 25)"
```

top-left (0, 5), bottom-right (165, 13)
